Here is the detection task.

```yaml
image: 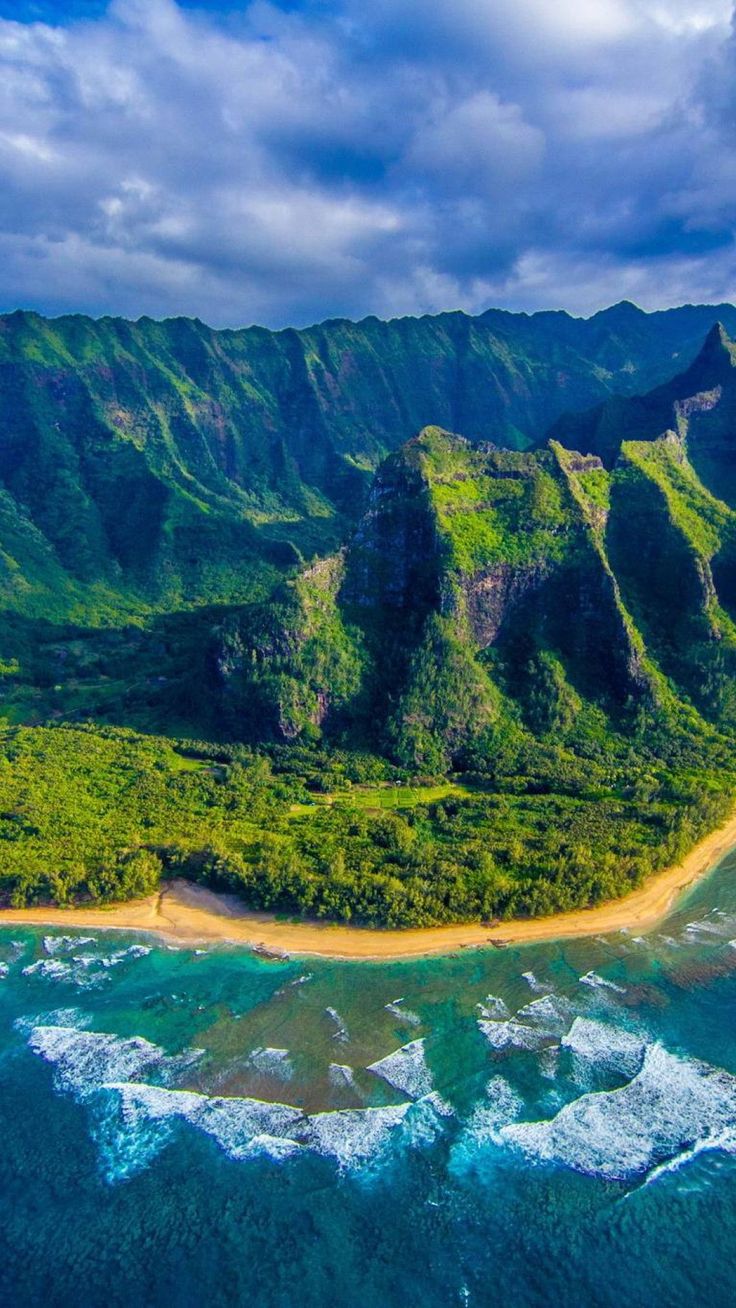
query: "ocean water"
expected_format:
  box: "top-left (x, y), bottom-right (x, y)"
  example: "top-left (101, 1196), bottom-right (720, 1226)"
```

top-left (4, 859), bottom-right (736, 1305)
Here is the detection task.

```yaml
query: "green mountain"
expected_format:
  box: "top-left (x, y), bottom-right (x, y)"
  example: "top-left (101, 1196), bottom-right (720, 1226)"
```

top-left (3, 305), bottom-right (736, 926)
top-left (2, 300), bottom-right (736, 623)
top-left (212, 401), bottom-right (736, 763)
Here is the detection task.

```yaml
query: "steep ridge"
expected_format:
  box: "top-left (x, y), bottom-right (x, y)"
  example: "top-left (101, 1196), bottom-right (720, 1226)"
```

top-left (2, 301), bottom-right (736, 623)
top-left (5, 415), bottom-right (736, 924)
top-left (208, 307), bottom-right (736, 760)
top-left (211, 420), bottom-right (735, 767)
top-left (5, 313), bottom-right (736, 924)
top-left (548, 320), bottom-right (736, 473)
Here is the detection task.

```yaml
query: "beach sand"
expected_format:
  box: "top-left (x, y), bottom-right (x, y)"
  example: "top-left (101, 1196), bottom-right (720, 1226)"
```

top-left (3, 810), bottom-right (736, 959)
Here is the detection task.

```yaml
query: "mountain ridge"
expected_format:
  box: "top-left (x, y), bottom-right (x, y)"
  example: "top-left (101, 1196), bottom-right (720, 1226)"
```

top-left (2, 299), bottom-right (736, 626)
top-left (3, 307), bottom-right (736, 925)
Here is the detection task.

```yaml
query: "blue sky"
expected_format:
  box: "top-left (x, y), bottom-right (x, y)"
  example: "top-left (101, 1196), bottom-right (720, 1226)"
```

top-left (0, 0), bottom-right (734, 327)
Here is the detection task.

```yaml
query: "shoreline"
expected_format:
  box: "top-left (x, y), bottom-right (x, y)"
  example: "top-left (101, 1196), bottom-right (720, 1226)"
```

top-left (2, 811), bottom-right (736, 959)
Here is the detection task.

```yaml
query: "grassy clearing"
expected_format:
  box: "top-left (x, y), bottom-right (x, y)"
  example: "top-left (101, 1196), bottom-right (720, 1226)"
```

top-left (288, 781), bottom-right (477, 815)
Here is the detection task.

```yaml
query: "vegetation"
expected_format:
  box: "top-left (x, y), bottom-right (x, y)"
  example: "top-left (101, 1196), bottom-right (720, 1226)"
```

top-left (3, 312), bottom-right (736, 926)
top-left (1, 302), bottom-right (735, 628)
top-left (1, 722), bottom-right (732, 926)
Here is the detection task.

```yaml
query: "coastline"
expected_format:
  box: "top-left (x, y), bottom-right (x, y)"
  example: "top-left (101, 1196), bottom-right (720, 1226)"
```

top-left (2, 810), bottom-right (736, 959)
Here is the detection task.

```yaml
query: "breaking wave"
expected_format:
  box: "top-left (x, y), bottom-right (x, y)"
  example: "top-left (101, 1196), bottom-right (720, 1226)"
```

top-left (42, 935), bottom-right (97, 956)
top-left (478, 1018), bottom-right (554, 1052)
top-left (579, 971), bottom-right (627, 994)
top-left (245, 1047), bottom-right (293, 1081)
top-left (561, 1017), bottom-right (646, 1081)
top-left (328, 1063), bottom-right (356, 1089)
top-left (23, 1021), bottom-right (450, 1181)
top-left (500, 1042), bottom-right (736, 1182)
top-left (516, 994), bottom-right (573, 1034)
top-left (368, 1039), bottom-right (433, 1099)
top-left (22, 943), bottom-right (151, 988)
top-left (476, 994), bottom-right (510, 1021)
top-left (385, 998), bottom-right (421, 1026)
top-left (325, 1007), bottom-right (349, 1041)
top-left (25, 1024), bottom-right (202, 1098)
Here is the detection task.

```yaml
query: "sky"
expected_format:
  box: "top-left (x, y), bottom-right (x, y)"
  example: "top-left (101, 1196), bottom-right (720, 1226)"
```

top-left (0, 0), bottom-right (735, 328)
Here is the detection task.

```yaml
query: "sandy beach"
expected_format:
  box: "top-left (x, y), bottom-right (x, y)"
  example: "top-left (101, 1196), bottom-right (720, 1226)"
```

top-left (2, 810), bottom-right (736, 959)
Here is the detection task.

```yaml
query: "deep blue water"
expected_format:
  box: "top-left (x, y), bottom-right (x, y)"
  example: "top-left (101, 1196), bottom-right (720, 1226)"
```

top-left (4, 857), bottom-right (736, 1307)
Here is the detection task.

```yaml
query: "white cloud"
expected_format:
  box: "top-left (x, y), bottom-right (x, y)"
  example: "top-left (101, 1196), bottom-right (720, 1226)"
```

top-left (0, 0), bottom-right (733, 325)
top-left (408, 92), bottom-right (544, 193)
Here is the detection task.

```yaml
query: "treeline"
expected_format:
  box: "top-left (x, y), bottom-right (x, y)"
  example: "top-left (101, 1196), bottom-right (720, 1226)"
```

top-left (0, 721), bottom-right (732, 927)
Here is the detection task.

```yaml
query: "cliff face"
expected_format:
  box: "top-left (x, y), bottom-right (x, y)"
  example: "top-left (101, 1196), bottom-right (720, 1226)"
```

top-left (6, 308), bottom-right (736, 773)
top-left (456, 560), bottom-right (549, 648)
top-left (212, 392), bottom-right (736, 767)
top-left (2, 301), bottom-right (736, 623)
top-left (547, 321), bottom-right (736, 472)
top-left (211, 553), bottom-right (367, 743)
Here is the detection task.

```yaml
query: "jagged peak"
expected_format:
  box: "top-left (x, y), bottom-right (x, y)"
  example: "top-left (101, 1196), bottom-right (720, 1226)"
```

top-left (693, 320), bottom-right (736, 370)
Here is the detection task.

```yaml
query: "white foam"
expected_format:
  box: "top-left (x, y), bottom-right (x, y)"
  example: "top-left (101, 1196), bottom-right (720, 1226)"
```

top-left (328, 1063), bottom-right (356, 1089)
top-left (111, 1081), bottom-right (423, 1172)
top-left (561, 1018), bottom-right (645, 1080)
top-left (579, 971), bottom-right (626, 994)
top-left (100, 945), bottom-right (151, 967)
top-left (468, 1076), bottom-right (525, 1138)
top-left (516, 994), bottom-right (573, 1035)
top-left (450, 1077), bottom-right (524, 1169)
top-left (22, 943), bottom-right (151, 988)
top-left (476, 995), bottom-right (510, 1021)
top-left (117, 1082), bottom-right (304, 1155)
top-left (306, 1102), bottom-right (412, 1166)
top-left (246, 1134), bottom-right (304, 1161)
top-left (0, 962), bottom-right (8, 978)
top-left (325, 1007), bottom-right (349, 1041)
top-left (521, 971), bottom-right (546, 992)
top-left (24, 1020), bottom-right (444, 1178)
top-left (23, 958), bottom-right (88, 984)
top-left (385, 998), bottom-right (421, 1026)
top-left (0, 939), bottom-right (27, 967)
top-left (14, 1006), bottom-right (88, 1036)
top-left (684, 918), bottom-right (728, 938)
top-left (478, 1019), bottom-right (552, 1052)
top-left (42, 935), bottom-right (97, 956)
top-left (641, 1127), bottom-right (736, 1190)
top-left (500, 1043), bottom-right (736, 1182)
top-left (367, 1039), bottom-right (433, 1099)
top-left (398, 1092), bottom-right (454, 1153)
top-left (26, 1024), bottom-right (202, 1099)
top-left (245, 1047), bottom-right (293, 1081)
top-left (96, 1081), bottom-right (307, 1180)
top-left (538, 1046), bottom-right (561, 1081)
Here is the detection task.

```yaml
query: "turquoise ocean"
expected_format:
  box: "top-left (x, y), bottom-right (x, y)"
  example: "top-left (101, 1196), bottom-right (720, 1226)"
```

top-left (4, 856), bottom-right (736, 1306)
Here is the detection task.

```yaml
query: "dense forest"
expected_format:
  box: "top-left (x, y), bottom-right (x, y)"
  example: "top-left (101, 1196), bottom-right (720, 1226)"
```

top-left (3, 304), bottom-right (736, 925)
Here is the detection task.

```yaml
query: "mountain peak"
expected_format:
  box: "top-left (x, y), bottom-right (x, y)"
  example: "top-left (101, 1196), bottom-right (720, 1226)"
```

top-left (690, 320), bottom-right (736, 376)
top-left (702, 319), bottom-right (732, 349)
top-left (593, 299), bottom-right (644, 322)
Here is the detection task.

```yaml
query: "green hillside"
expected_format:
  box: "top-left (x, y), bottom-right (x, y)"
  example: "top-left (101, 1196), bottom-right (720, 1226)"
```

top-left (3, 307), bottom-right (736, 926)
top-left (2, 300), bottom-right (736, 624)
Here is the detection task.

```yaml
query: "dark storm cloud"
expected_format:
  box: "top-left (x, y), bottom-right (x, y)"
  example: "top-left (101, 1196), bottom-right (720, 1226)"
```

top-left (0, 0), bottom-right (734, 325)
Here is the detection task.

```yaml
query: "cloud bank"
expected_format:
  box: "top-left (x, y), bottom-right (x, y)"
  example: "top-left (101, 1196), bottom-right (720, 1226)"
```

top-left (0, 0), bottom-right (734, 326)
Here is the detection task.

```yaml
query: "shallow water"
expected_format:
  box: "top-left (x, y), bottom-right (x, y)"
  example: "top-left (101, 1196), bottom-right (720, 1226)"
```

top-left (4, 856), bottom-right (736, 1306)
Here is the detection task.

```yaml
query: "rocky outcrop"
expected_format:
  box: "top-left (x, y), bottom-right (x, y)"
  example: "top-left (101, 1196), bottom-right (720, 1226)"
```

top-left (449, 560), bottom-right (550, 648)
top-left (341, 448), bottom-right (441, 615)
